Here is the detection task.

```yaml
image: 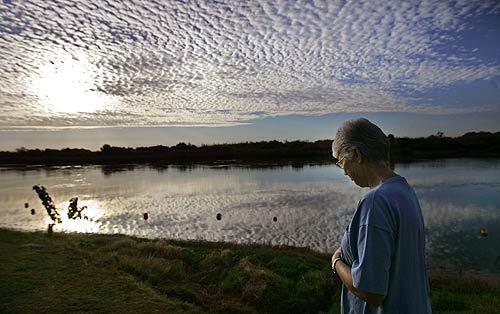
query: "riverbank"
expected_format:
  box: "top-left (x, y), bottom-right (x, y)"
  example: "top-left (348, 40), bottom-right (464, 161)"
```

top-left (1, 229), bottom-right (499, 313)
top-left (2, 132), bottom-right (500, 166)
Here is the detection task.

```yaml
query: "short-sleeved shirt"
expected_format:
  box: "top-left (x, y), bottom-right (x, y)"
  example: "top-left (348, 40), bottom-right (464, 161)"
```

top-left (340, 175), bottom-right (432, 314)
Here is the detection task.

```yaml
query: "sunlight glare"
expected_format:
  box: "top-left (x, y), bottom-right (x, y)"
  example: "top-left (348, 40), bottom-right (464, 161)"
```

top-left (58, 199), bottom-right (103, 233)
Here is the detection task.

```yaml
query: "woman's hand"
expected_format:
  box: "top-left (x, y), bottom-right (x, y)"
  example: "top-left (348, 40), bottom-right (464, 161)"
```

top-left (332, 247), bottom-right (342, 264)
top-left (331, 246), bottom-right (385, 307)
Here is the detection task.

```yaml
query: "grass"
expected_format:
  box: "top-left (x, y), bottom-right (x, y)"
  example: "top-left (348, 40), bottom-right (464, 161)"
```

top-left (0, 229), bottom-right (499, 313)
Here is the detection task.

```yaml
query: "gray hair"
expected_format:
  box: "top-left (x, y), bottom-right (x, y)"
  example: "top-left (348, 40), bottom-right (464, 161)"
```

top-left (332, 118), bottom-right (390, 165)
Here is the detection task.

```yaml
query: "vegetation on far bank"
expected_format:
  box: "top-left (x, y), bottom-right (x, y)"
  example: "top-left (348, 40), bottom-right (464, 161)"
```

top-left (1, 229), bottom-right (500, 313)
top-left (1, 131), bottom-right (500, 166)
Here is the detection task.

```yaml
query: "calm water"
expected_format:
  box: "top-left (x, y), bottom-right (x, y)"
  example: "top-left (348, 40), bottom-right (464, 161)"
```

top-left (1, 159), bottom-right (499, 273)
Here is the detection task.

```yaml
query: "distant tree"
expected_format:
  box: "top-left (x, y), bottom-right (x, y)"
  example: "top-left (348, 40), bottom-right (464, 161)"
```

top-left (387, 134), bottom-right (395, 145)
top-left (174, 142), bottom-right (188, 149)
top-left (16, 147), bottom-right (27, 153)
top-left (100, 144), bottom-right (111, 152)
top-left (173, 142), bottom-right (196, 150)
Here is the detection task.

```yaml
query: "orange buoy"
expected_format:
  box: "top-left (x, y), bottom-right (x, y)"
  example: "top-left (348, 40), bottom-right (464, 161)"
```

top-left (143, 213), bottom-right (149, 220)
top-left (273, 216), bottom-right (277, 222)
top-left (24, 202), bottom-right (29, 208)
top-left (216, 213), bottom-right (222, 221)
top-left (31, 208), bottom-right (36, 215)
top-left (480, 227), bottom-right (488, 237)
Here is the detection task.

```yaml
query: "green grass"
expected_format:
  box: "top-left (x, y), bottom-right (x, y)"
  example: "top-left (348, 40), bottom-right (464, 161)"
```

top-left (0, 229), bottom-right (499, 313)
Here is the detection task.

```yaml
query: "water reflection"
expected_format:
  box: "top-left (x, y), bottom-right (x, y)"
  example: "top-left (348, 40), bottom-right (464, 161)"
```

top-left (57, 199), bottom-right (102, 233)
top-left (101, 164), bottom-right (137, 176)
top-left (0, 159), bottom-right (499, 273)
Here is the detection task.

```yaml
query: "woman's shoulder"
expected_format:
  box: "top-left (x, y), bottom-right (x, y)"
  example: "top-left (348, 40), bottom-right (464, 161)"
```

top-left (373, 175), bottom-right (413, 198)
top-left (355, 184), bottom-right (400, 231)
top-left (356, 189), bottom-right (385, 219)
top-left (360, 183), bottom-right (390, 206)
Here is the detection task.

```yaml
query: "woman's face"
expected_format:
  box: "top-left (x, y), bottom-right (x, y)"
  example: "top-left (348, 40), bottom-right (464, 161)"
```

top-left (337, 150), bottom-right (371, 188)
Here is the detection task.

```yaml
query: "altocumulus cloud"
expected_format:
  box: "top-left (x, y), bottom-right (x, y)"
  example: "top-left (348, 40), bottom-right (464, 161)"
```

top-left (0, 0), bottom-right (499, 128)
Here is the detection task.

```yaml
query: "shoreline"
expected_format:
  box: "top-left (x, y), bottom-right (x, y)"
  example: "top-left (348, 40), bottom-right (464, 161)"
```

top-left (2, 156), bottom-right (500, 168)
top-left (0, 156), bottom-right (499, 169)
top-left (2, 226), bottom-right (498, 278)
top-left (2, 131), bottom-right (500, 166)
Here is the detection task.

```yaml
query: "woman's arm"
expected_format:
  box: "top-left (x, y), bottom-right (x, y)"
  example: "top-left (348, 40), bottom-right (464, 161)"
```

top-left (332, 249), bottom-right (385, 308)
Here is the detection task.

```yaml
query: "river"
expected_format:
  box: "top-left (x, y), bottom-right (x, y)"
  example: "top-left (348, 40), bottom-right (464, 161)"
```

top-left (1, 158), bottom-right (499, 273)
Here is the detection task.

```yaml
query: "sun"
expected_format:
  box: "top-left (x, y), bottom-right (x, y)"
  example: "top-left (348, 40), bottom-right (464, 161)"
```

top-left (31, 50), bottom-right (114, 113)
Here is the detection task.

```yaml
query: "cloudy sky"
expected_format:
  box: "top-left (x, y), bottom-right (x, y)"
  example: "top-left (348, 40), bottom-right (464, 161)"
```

top-left (1, 0), bottom-right (499, 150)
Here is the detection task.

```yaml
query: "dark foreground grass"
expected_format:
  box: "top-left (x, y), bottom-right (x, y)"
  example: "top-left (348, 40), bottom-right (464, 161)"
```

top-left (1, 229), bottom-right (499, 313)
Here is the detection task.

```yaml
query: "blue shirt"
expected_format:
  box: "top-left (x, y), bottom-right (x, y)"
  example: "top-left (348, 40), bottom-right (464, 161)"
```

top-left (340, 175), bottom-right (432, 314)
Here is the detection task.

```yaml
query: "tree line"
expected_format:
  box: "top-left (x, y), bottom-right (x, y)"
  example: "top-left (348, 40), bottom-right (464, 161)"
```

top-left (1, 131), bottom-right (499, 165)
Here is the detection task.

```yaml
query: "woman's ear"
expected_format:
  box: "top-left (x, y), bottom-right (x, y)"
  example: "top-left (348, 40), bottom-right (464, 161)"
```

top-left (353, 148), bottom-right (364, 163)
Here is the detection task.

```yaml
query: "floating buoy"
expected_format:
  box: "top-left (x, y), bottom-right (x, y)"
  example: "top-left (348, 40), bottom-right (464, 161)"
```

top-left (31, 208), bottom-right (36, 215)
top-left (24, 202), bottom-right (29, 208)
top-left (216, 213), bottom-right (222, 221)
top-left (480, 227), bottom-right (488, 237)
top-left (273, 216), bottom-right (277, 222)
top-left (143, 213), bottom-right (149, 220)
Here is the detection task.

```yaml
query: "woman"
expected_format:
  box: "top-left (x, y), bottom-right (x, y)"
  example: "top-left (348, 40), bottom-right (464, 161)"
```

top-left (331, 118), bottom-right (432, 313)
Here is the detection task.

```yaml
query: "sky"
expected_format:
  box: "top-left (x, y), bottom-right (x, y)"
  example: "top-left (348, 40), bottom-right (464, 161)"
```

top-left (0, 0), bottom-right (499, 150)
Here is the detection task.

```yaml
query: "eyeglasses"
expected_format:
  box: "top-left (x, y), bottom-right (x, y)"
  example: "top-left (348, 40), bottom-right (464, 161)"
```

top-left (335, 155), bottom-right (347, 169)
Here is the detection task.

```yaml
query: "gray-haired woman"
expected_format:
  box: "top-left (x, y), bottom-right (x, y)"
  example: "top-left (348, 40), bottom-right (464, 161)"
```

top-left (331, 118), bottom-right (432, 313)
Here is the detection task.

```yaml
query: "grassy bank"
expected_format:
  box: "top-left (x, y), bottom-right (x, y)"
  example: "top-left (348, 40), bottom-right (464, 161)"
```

top-left (1, 229), bottom-right (499, 313)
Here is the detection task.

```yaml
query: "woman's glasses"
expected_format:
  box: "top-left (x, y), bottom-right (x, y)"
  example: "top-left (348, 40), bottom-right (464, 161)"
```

top-left (335, 155), bottom-right (347, 169)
